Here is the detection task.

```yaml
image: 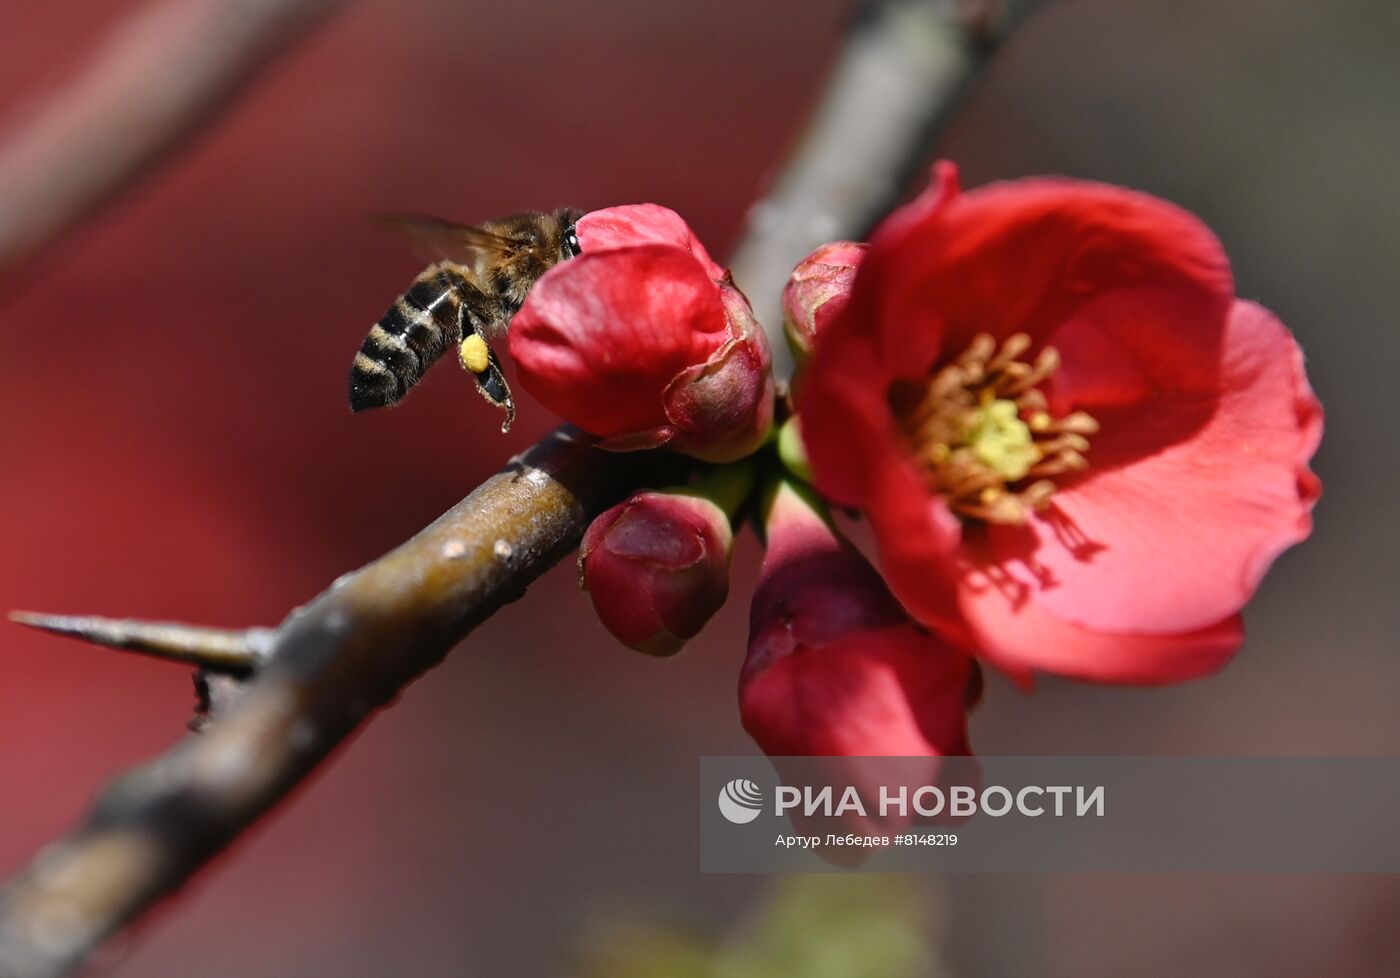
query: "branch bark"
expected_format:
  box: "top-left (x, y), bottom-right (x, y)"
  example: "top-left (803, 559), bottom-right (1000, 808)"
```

top-left (0, 1), bottom-right (1047, 975)
top-left (0, 430), bottom-right (659, 978)
top-left (731, 0), bottom-right (1046, 370)
top-left (0, 0), bottom-right (350, 279)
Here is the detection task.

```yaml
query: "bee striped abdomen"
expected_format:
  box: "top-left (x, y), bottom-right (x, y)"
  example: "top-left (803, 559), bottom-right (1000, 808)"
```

top-left (349, 267), bottom-right (463, 412)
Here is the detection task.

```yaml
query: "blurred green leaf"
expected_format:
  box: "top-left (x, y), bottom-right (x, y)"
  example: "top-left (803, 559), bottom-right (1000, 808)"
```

top-left (575, 876), bottom-right (948, 978)
top-left (576, 920), bottom-right (715, 978)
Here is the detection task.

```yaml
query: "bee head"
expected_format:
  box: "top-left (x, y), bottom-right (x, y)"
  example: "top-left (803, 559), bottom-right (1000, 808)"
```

top-left (557, 207), bottom-right (585, 259)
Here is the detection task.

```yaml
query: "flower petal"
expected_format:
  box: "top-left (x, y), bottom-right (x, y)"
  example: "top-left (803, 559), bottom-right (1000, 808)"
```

top-left (740, 626), bottom-right (973, 756)
top-left (864, 464), bottom-right (969, 646)
top-left (795, 317), bottom-right (904, 507)
top-left (973, 300), bottom-right (1321, 639)
top-left (662, 283), bottom-right (775, 462)
top-left (876, 174), bottom-right (1236, 386)
top-left (959, 581), bottom-right (1245, 685)
top-left (509, 245), bottom-right (728, 437)
top-left (575, 204), bottom-right (726, 280)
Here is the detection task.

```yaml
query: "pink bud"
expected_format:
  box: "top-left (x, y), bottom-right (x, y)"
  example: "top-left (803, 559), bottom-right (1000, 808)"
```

top-left (510, 206), bottom-right (774, 463)
top-left (579, 490), bottom-right (734, 655)
top-left (781, 241), bottom-right (866, 361)
top-left (741, 481), bottom-right (974, 758)
top-left (742, 481), bottom-right (975, 863)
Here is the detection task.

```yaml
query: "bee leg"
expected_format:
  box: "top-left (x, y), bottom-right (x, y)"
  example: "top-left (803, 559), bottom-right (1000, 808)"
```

top-left (458, 331), bottom-right (516, 433)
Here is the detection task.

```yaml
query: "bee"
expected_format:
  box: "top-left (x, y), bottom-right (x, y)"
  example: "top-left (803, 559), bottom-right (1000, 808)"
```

top-left (348, 207), bottom-right (584, 431)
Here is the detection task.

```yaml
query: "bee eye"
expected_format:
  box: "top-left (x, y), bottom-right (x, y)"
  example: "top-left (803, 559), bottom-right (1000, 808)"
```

top-left (564, 227), bottom-right (580, 257)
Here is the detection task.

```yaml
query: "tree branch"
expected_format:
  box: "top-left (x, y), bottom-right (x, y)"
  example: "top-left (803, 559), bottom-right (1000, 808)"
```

top-left (730, 0), bottom-right (1046, 370)
top-left (0, 430), bottom-right (660, 978)
top-left (0, 0), bottom-right (350, 279)
top-left (0, 1), bottom-right (1048, 975)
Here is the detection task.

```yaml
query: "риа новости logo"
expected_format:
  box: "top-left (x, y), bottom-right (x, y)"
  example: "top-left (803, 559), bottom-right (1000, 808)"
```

top-left (717, 778), bottom-right (764, 824)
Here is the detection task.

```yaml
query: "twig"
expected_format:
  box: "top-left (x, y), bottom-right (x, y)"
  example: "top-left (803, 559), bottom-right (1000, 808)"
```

top-left (0, 430), bottom-right (659, 978)
top-left (0, 0), bottom-right (350, 279)
top-left (0, 1), bottom-right (1048, 974)
top-left (730, 0), bottom-right (1046, 371)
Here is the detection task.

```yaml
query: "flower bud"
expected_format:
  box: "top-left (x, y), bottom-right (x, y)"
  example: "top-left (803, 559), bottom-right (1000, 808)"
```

top-left (742, 480), bottom-right (975, 863)
top-left (656, 281), bottom-right (774, 461)
top-left (781, 241), bottom-right (866, 363)
top-left (579, 473), bottom-right (745, 655)
top-left (741, 480), bottom-right (974, 759)
top-left (510, 206), bottom-right (774, 463)
top-left (569, 202), bottom-right (726, 280)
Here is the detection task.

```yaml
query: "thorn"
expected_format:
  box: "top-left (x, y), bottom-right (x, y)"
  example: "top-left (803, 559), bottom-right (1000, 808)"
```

top-left (8, 612), bottom-right (272, 674)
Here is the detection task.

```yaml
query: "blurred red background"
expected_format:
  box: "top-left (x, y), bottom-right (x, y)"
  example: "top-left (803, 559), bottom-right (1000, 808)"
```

top-left (2, 1), bottom-right (1397, 975)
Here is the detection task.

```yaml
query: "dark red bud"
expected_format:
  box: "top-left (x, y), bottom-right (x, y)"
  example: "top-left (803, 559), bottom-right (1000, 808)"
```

top-left (580, 491), bottom-right (733, 655)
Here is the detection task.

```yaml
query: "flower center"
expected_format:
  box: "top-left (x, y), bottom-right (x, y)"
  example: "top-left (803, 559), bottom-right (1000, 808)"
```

top-left (966, 393), bottom-right (1037, 481)
top-left (891, 333), bottom-right (1099, 525)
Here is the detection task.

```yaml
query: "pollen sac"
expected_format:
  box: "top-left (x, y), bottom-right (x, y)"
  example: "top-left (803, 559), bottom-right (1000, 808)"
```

top-left (578, 490), bottom-right (734, 656)
top-left (459, 334), bottom-right (491, 373)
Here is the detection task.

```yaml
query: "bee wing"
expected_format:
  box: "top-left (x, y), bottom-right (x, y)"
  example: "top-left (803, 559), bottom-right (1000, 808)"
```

top-left (372, 214), bottom-right (525, 265)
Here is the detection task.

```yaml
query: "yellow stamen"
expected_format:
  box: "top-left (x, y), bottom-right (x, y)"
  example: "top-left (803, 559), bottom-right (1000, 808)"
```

top-left (890, 332), bottom-right (1099, 525)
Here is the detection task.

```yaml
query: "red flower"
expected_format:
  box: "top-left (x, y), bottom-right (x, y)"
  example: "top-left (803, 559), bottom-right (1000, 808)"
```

top-left (741, 480), bottom-right (975, 758)
top-left (509, 205), bottom-right (773, 462)
top-left (799, 163), bottom-right (1322, 684)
